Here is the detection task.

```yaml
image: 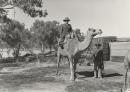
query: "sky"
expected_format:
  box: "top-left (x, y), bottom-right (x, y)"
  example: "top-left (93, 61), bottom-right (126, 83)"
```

top-left (7, 0), bottom-right (130, 37)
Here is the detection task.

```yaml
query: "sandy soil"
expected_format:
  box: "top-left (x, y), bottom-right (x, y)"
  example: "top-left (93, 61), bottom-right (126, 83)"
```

top-left (0, 61), bottom-right (126, 92)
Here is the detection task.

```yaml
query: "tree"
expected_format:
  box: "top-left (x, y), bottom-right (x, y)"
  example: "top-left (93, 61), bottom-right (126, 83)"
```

top-left (0, 20), bottom-right (30, 62)
top-left (44, 21), bottom-right (60, 51)
top-left (30, 20), bottom-right (47, 53)
top-left (0, 0), bottom-right (47, 23)
top-left (30, 20), bottom-right (60, 53)
top-left (20, 28), bottom-right (32, 49)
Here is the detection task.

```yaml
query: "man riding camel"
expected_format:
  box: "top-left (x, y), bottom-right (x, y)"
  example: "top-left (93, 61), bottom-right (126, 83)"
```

top-left (59, 17), bottom-right (73, 49)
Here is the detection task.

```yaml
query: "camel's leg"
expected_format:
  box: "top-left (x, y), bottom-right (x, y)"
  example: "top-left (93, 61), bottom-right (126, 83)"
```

top-left (123, 69), bottom-right (128, 89)
top-left (128, 72), bottom-right (130, 89)
top-left (69, 57), bottom-right (74, 81)
top-left (74, 61), bottom-right (77, 79)
top-left (74, 56), bottom-right (79, 79)
top-left (123, 54), bottom-right (129, 90)
top-left (56, 54), bottom-right (61, 75)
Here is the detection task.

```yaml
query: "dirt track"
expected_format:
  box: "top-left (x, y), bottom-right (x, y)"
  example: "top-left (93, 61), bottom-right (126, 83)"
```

top-left (0, 61), bottom-right (125, 92)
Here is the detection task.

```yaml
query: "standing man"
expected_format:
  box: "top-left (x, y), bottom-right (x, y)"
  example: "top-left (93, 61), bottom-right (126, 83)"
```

top-left (93, 43), bottom-right (104, 78)
top-left (59, 17), bottom-right (73, 49)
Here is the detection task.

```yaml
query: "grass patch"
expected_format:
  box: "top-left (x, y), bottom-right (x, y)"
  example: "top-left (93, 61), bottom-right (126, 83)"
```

top-left (66, 80), bottom-right (123, 92)
top-left (0, 66), bottom-right (60, 88)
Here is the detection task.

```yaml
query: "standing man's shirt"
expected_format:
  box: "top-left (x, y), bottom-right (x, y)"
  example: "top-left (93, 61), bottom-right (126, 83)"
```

top-left (93, 48), bottom-right (104, 69)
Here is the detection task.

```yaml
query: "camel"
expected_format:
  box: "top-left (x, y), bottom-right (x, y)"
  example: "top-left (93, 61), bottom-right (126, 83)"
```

top-left (122, 50), bottom-right (130, 92)
top-left (56, 28), bottom-right (102, 81)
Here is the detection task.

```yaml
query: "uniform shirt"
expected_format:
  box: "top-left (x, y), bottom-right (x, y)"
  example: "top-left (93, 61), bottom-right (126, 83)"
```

top-left (60, 23), bottom-right (72, 38)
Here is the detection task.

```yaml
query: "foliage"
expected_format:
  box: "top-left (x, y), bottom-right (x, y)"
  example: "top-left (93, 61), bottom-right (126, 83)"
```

top-left (30, 20), bottom-right (60, 53)
top-left (0, 20), bottom-right (25, 47)
top-left (0, 20), bottom-right (32, 48)
top-left (30, 20), bottom-right (47, 50)
top-left (0, 0), bottom-right (47, 23)
top-left (0, 20), bottom-right (32, 61)
top-left (44, 21), bottom-right (60, 50)
top-left (20, 28), bottom-right (32, 49)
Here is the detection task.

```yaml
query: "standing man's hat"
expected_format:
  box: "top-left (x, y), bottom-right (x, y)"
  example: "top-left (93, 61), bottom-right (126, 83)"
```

top-left (95, 43), bottom-right (101, 46)
top-left (63, 17), bottom-right (70, 21)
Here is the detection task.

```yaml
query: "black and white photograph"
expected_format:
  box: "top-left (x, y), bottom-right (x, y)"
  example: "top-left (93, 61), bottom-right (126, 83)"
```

top-left (0, 0), bottom-right (130, 92)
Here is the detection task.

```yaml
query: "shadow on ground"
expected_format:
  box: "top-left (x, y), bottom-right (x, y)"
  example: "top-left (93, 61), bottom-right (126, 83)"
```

top-left (77, 71), bottom-right (94, 78)
top-left (103, 73), bottom-right (123, 78)
top-left (77, 71), bottom-right (123, 79)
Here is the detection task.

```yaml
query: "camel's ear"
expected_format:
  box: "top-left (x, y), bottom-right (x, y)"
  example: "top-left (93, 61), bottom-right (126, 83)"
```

top-left (88, 28), bottom-right (91, 31)
top-left (99, 29), bottom-right (102, 34)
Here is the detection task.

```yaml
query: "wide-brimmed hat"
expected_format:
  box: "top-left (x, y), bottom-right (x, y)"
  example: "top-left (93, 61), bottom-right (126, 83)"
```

top-left (95, 43), bottom-right (102, 46)
top-left (63, 17), bottom-right (70, 21)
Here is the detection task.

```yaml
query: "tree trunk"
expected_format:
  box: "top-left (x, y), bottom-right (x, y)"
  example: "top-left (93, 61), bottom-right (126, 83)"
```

top-left (0, 52), bottom-right (3, 59)
top-left (15, 43), bottom-right (21, 63)
top-left (41, 42), bottom-right (45, 54)
top-left (29, 48), bottom-right (41, 65)
top-left (36, 54), bottom-right (40, 65)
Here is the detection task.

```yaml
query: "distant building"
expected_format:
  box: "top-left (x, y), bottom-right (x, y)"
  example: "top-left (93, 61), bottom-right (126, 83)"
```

top-left (109, 42), bottom-right (130, 62)
top-left (117, 38), bottom-right (130, 42)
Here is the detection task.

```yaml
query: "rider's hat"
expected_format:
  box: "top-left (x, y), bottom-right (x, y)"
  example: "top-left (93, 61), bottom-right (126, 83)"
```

top-left (95, 43), bottom-right (102, 47)
top-left (63, 17), bottom-right (70, 22)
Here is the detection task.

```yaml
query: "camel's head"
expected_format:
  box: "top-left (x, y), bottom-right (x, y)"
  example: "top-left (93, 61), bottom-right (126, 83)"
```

top-left (87, 28), bottom-right (102, 37)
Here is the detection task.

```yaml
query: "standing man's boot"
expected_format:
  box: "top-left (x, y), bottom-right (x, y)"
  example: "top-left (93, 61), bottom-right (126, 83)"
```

top-left (93, 70), bottom-right (98, 78)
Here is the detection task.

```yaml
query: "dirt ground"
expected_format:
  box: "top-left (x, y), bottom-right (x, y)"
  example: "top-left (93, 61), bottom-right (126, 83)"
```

top-left (0, 60), bottom-right (126, 92)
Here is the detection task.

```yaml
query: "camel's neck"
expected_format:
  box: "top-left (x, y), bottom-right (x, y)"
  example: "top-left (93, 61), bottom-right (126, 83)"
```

top-left (78, 34), bottom-right (93, 51)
